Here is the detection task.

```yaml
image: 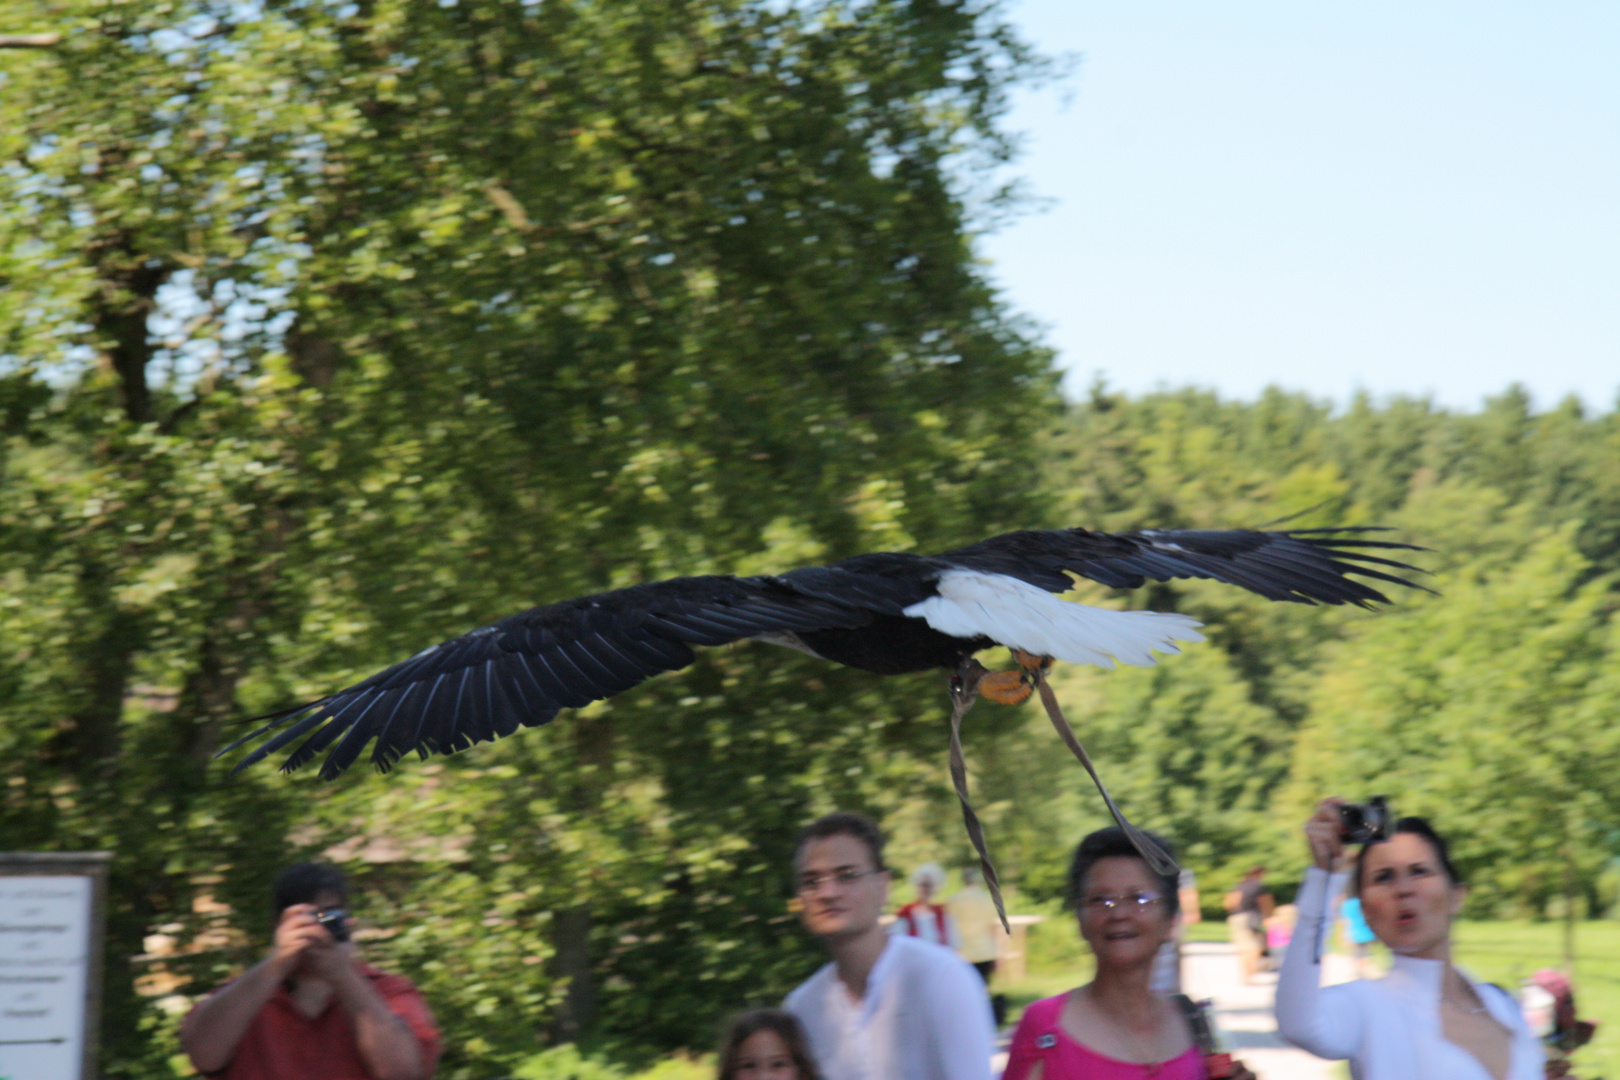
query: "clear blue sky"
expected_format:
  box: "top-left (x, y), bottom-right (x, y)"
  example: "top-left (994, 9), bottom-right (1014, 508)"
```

top-left (977, 1), bottom-right (1620, 413)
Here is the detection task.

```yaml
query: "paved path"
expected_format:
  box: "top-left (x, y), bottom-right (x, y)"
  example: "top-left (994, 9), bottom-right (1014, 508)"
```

top-left (1182, 940), bottom-right (1354, 1080)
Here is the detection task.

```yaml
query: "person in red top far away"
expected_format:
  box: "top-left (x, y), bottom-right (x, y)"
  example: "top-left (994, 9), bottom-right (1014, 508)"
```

top-left (890, 863), bottom-right (960, 950)
top-left (181, 862), bottom-right (439, 1080)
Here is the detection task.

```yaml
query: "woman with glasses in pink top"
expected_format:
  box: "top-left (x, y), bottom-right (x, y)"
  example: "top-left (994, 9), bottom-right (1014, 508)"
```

top-left (1003, 828), bottom-right (1255, 1080)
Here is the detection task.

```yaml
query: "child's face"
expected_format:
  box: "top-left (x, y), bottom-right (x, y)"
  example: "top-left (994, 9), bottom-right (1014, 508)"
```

top-left (733, 1029), bottom-right (799, 1080)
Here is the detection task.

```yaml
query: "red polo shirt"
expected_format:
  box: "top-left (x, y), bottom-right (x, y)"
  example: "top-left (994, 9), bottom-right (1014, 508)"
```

top-left (192, 965), bottom-right (441, 1080)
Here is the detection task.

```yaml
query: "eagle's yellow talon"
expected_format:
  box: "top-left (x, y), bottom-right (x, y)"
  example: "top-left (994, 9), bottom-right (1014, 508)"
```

top-left (979, 669), bottom-right (1034, 705)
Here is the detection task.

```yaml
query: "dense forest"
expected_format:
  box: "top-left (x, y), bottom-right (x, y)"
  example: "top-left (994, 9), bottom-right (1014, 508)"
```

top-left (3, 1), bottom-right (1618, 1076)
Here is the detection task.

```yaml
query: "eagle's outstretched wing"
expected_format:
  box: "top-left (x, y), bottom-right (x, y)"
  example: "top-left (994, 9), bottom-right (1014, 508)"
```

top-left (225, 526), bottom-right (1426, 779)
top-left (938, 526), bottom-right (1427, 606)
top-left (224, 575), bottom-right (874, 779)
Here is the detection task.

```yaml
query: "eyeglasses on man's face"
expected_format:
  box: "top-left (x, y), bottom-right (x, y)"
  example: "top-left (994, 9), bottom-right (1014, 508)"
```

top-left (1080, 889), bottom-right (1163, 915)
top-left (796, 868), bottom-right (882, 893)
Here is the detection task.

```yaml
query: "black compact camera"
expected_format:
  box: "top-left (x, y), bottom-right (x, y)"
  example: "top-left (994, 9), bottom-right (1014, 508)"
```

top-left (314, 908), bottom-right (351, 943)
top-left (1337, 796), bottom-right (1391, 844)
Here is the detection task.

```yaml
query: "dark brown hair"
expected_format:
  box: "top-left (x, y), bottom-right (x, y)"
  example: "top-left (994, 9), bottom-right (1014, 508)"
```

top-left (793, 812), bottom-right (885, 871)
top-left (271, 862), bottom-right (349, 918)
top-left (718, 1009), bottom-right (821, 1080)
top-left (1064, 826), bottom-right (1181, 919)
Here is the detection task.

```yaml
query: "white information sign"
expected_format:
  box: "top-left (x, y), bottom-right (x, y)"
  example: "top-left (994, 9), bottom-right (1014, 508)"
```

top-left (0, 858), bottom-right (106, 1080)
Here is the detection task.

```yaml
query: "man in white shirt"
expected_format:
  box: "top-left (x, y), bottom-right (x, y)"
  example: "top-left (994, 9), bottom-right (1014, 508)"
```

top-left (784, 813), bottom-right (994, 1080)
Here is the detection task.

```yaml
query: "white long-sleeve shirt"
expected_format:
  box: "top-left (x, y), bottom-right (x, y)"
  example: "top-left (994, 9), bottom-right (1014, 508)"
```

top-left (1275, 867), bottom-right (1544, 1080)
top-left (785, 933), bottom-right (994, 1080)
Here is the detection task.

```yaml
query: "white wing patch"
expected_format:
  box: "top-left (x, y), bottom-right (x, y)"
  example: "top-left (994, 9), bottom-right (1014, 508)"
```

top-left (903, 569), bottom-right (1205, 669)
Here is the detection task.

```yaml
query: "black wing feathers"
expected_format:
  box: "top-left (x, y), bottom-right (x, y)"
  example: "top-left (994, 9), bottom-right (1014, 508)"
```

top-left (224, 575), bottom-right (875, 779)
top-left (779, 555), bottom-right (944, 613)
top-left (937, 526), bottom-right (1428, 608)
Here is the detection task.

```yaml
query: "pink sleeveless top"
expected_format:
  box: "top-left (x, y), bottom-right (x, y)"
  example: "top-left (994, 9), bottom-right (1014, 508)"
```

top-left (1003, 993), bottom-right (1207, 1080)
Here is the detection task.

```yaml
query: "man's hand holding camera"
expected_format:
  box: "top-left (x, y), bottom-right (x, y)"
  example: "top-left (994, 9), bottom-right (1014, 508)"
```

top-left (271, 903), bottom-right (365, 991)
top-left (272, 904), bottom-right (349, 975)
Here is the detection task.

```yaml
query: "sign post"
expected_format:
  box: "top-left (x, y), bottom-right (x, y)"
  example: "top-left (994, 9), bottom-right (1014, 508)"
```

top-left (0, 853), bottom-right (111, 1080)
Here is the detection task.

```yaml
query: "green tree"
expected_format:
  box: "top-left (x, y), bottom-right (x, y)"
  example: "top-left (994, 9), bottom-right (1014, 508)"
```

top-left (2, 0), bottom-right (1053, 1072)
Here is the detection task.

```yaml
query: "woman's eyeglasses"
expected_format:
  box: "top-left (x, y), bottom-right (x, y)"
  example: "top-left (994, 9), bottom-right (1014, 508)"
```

top-left (1081, 889), bottom-right (1164, 914)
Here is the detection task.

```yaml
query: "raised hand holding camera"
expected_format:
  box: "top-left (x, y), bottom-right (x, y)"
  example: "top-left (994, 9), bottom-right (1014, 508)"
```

top-left (267, 901), bottom-right (358, 987)
top-left (1304, 795), bottom-right (1392, 873)
top-left (1304, 797), bottom-right (1349, 872)
top-left (272, 904), bottom-right (329, 967)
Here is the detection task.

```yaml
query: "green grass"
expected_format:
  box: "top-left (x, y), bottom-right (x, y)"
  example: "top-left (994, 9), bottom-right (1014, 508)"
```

top-left (996, 907), bottom-right (1087, 1020)
top-left (1183, 919), bottom-right (1235, 944)
top-left (1001, 914), bottom-right (1620, 1078)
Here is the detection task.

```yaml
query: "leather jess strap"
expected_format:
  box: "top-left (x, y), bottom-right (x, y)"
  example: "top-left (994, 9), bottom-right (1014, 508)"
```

top-left (945, 661), bottom-right (1180, 938)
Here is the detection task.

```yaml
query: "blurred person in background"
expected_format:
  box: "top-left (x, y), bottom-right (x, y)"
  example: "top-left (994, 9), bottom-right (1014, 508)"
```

top-left (1222, 866), bottom-right (1273, 983)
top-left (1264, 903), bottom-right (1298, 967)
top-left (1275, 798), bottom-right (1544, 1079)
top-left (947, 865), bottom-right (1007, 1025)
top-left (785, 813), bottom-right (993, 1080)
top-left (1520, 969), bottom-right (1596, 1079)
top-left (181, 862), bottom-right (438, 1080)
top-left (1003, 827), bottom-right (1256, 1080)
top-left (717, 1009), bottom-right (822, 1080)
top-left (1340, 892), bottom-right (1379, 977)
top-left (1147, 864), bottom-right (1202, 996)
top-left (892, 862), bottom-right (960, 949)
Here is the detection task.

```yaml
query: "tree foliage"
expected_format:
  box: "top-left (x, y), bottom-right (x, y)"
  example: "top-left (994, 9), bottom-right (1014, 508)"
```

top-left (2, 0), bottom-right (1051, 1073)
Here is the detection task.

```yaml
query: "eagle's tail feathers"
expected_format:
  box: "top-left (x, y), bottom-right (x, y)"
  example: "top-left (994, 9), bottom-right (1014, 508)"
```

top-left (904, 570), bottom-right (1204, 669)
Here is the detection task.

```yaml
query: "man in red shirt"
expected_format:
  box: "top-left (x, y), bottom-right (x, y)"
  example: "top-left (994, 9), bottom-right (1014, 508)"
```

top-left (181, 863), bottom-right (439, 1080)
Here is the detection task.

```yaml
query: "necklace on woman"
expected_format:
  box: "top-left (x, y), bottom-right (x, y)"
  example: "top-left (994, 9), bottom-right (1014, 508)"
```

top-left (1118, 1013), bottom-right (1166, 1076)
top-left (1441, 973), bottom-right (1489, 1016)
top-left (1082, 988), bottom-right (1166, 1076)
top-left (1106, 1026), bottom-right (1164, 1076)
top-left (1121, 1044), bottom-right (1163, 1079)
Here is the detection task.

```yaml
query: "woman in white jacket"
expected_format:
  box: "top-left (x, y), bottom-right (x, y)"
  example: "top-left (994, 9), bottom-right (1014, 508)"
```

top-left (1274, 799), bottom-right (1544, 1080)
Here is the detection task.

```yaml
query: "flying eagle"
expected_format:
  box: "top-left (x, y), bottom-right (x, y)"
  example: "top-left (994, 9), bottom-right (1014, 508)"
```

top-left (227, 525), bottom-right (1425, 779)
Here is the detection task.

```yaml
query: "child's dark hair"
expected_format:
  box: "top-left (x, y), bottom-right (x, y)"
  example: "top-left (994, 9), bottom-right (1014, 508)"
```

top-left (1064, 827), bottom-right (1180, 919)
top-left (718, 1009), bottom-right (821, 1080)
top-left (1351, 816), bottom-right (1461, 896)
top-left (793, 812), bottom-right (885, 872)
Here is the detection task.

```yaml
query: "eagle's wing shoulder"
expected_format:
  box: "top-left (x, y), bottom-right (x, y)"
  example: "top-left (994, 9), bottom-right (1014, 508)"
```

top-left (778, 552), bottom-right (949, 613)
